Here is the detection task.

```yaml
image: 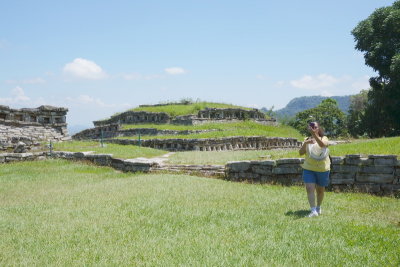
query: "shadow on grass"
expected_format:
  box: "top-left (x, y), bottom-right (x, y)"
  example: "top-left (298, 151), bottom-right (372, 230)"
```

top-left (285, 209), bottom-right (309, 219)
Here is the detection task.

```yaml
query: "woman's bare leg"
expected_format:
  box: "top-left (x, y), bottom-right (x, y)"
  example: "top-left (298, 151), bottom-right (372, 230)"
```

top-left (305, 183), bottom-right (316, 208)
top-left (316, 185), bottom-right (325, 207)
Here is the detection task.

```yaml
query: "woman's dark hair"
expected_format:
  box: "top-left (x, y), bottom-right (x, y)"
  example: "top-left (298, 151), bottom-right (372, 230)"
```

top-left (309, 121), bottom-right (325, 137)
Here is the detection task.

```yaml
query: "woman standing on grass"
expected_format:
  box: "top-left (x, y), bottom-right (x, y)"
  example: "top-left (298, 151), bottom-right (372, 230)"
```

top-left (299, 121), bottom-right (330, 217)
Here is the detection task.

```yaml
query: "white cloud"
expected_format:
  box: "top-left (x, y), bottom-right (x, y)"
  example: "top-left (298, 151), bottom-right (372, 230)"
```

top-left (164, 67), bottom-right (186, 75)
top-left (256, 74), bottom-right (267, 80)
top-left (291, 74), bottom-right (338, 90)
top-left (12, 86), bottom-right (30, 102)
top-left (63, 58), bottom-right (107, 80)
top-left (0, 86), bottom-right (30, 105)
top-left (66, 95), bottom-right (109, 107)
top-left (289, 74), bottom-right (371, 95)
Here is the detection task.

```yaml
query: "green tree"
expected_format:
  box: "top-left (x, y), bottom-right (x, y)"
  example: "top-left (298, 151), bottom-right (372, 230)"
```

top-left (290, 99), bottom-right (347, 138)
top-left (347, 89), bottom-right (369, 137)
top-left (351, 0), bottom-right (400, 137)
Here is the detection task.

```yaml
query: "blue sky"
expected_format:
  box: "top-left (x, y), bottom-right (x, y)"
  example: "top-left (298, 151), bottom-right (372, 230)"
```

top-left (0, 0), bottom-right (395, 131)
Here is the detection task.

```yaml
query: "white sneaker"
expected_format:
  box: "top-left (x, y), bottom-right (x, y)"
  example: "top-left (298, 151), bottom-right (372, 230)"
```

top-left (307, 210), bottom-right (319, 217)
top-left (316, 207), bottom-right (322, 215)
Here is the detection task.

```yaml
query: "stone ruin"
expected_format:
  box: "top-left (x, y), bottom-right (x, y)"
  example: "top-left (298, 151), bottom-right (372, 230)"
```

top-left (72, 123), bottom-right (218, 140)
top-left (93, 107), bottom-right (276, 126)
top-left (93, 111), bottom-right (170, 126)
top-left (74, 106), bottom-right (281, 151)
top-left (172, 108), bottom-right (276, 125)
top-left (0, 105), bottom-right (70, 152)
top-left (104, 136), bottom-right (301, 152)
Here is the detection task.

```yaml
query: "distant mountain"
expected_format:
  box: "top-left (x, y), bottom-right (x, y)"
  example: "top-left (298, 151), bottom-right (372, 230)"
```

top-left (265, 95), bottom-right (352, 121)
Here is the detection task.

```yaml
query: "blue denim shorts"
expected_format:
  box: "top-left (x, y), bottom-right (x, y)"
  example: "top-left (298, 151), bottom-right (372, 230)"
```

top-left (302, 169), bottom-right (330, 187)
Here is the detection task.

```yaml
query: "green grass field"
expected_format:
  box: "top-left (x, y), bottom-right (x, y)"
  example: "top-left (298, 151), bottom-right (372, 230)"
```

top-left (53, 141), bottom-right (166, 159)
top-left (166, 136), bottom-right (400, 165)
top-left (120, 121), bottom-right (303, 140)
top-left (167, 149), bottom-right (300, 165)
top-left (51, 136), bottom-right (400, 165)
top-left (1, 160), bottom-right (399, 266)
top-left (329, 136), bottom-right (400, 156)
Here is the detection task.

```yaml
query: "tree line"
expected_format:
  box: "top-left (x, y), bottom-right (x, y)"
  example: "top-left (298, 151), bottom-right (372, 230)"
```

top-left (281, 1), bottom-right (400, 138)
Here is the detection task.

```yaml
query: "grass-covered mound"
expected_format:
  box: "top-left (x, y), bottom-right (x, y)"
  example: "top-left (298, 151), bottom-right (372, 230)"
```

top-left (120, 121), bottom-right (303, 140)
top-left (1, 160), bottom-right (399, 266)
top-left (130, 101), bottom-right (253, 117)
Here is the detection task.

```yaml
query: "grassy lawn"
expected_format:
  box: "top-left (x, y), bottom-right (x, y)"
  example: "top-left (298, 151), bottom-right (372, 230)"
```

top-left (47, 137), bottom-right (400, 165)
top-left (329, 136), bottom-right (400, 156)
top-left (167, 136), bottom-right (400, 165)
top-left (120, 121), bottom-right (303, 140)
top-left (53, 141), bottom-right (166, 159)
top-left (0, 160), bottom-right (399, 266)
top-left (167, 149), bottom-right (300, 165)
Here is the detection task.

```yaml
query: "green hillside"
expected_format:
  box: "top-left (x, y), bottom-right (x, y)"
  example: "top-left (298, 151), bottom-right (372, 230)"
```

top-left (272, 95), bottom-right (351, 120)
top-left (130, 101), bottom-right (253, 117)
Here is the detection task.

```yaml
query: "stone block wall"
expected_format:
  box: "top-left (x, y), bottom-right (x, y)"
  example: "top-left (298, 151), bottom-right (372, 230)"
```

top-left (197, 107), bottom-right (265, 120)
top-left (93, 111), bottom-right (170, 126)
top-left (1, 151), bottom-right (398, 196)
top-left (171, 116), bottom-right (277, 126)
top-left (0, 152), bottom-right (47, 163)
top-left (171, 108), bottom-right (276, 126)
top-left (0, 105), bottom-right (67, 124)
top-left (103, 136), bottom-right (302, 151)
top-left (72, 124), bottom-right (219, 140)
top-left (72, 124), bottom-right (121, 139)
top-left (0, 105), bottom-right (69, 150)
top-left (226, 154), bottom-right (400, 195)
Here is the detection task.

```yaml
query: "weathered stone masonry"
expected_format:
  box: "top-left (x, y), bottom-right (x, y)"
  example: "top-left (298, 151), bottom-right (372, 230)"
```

top-left (172, 108), bottom-right (276, 125)
top-left (0, 105), bottom-right (69, 150)
top-left (103, 136), bottom-right (302, 151)
top-left (93, 111), bottom-right (170, 126)
top-left (2, 152), bottom-right (398, 196)
top-left (92, 107), bottom-right (276, 126)
top-left (226, 154), bottom-right (400, 195)
top-left (72, 124), bottom-right (219, 140)
top-left (198, 107), bottom-right (265, 120)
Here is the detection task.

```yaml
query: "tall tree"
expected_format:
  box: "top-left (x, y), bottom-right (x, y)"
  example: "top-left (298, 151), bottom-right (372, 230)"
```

top-left (290, 99), bottom-right (347, 138)
top-left (352, 0), bottom-right (400, 137)
top-left (347, 89), bottom-right (369, 137)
